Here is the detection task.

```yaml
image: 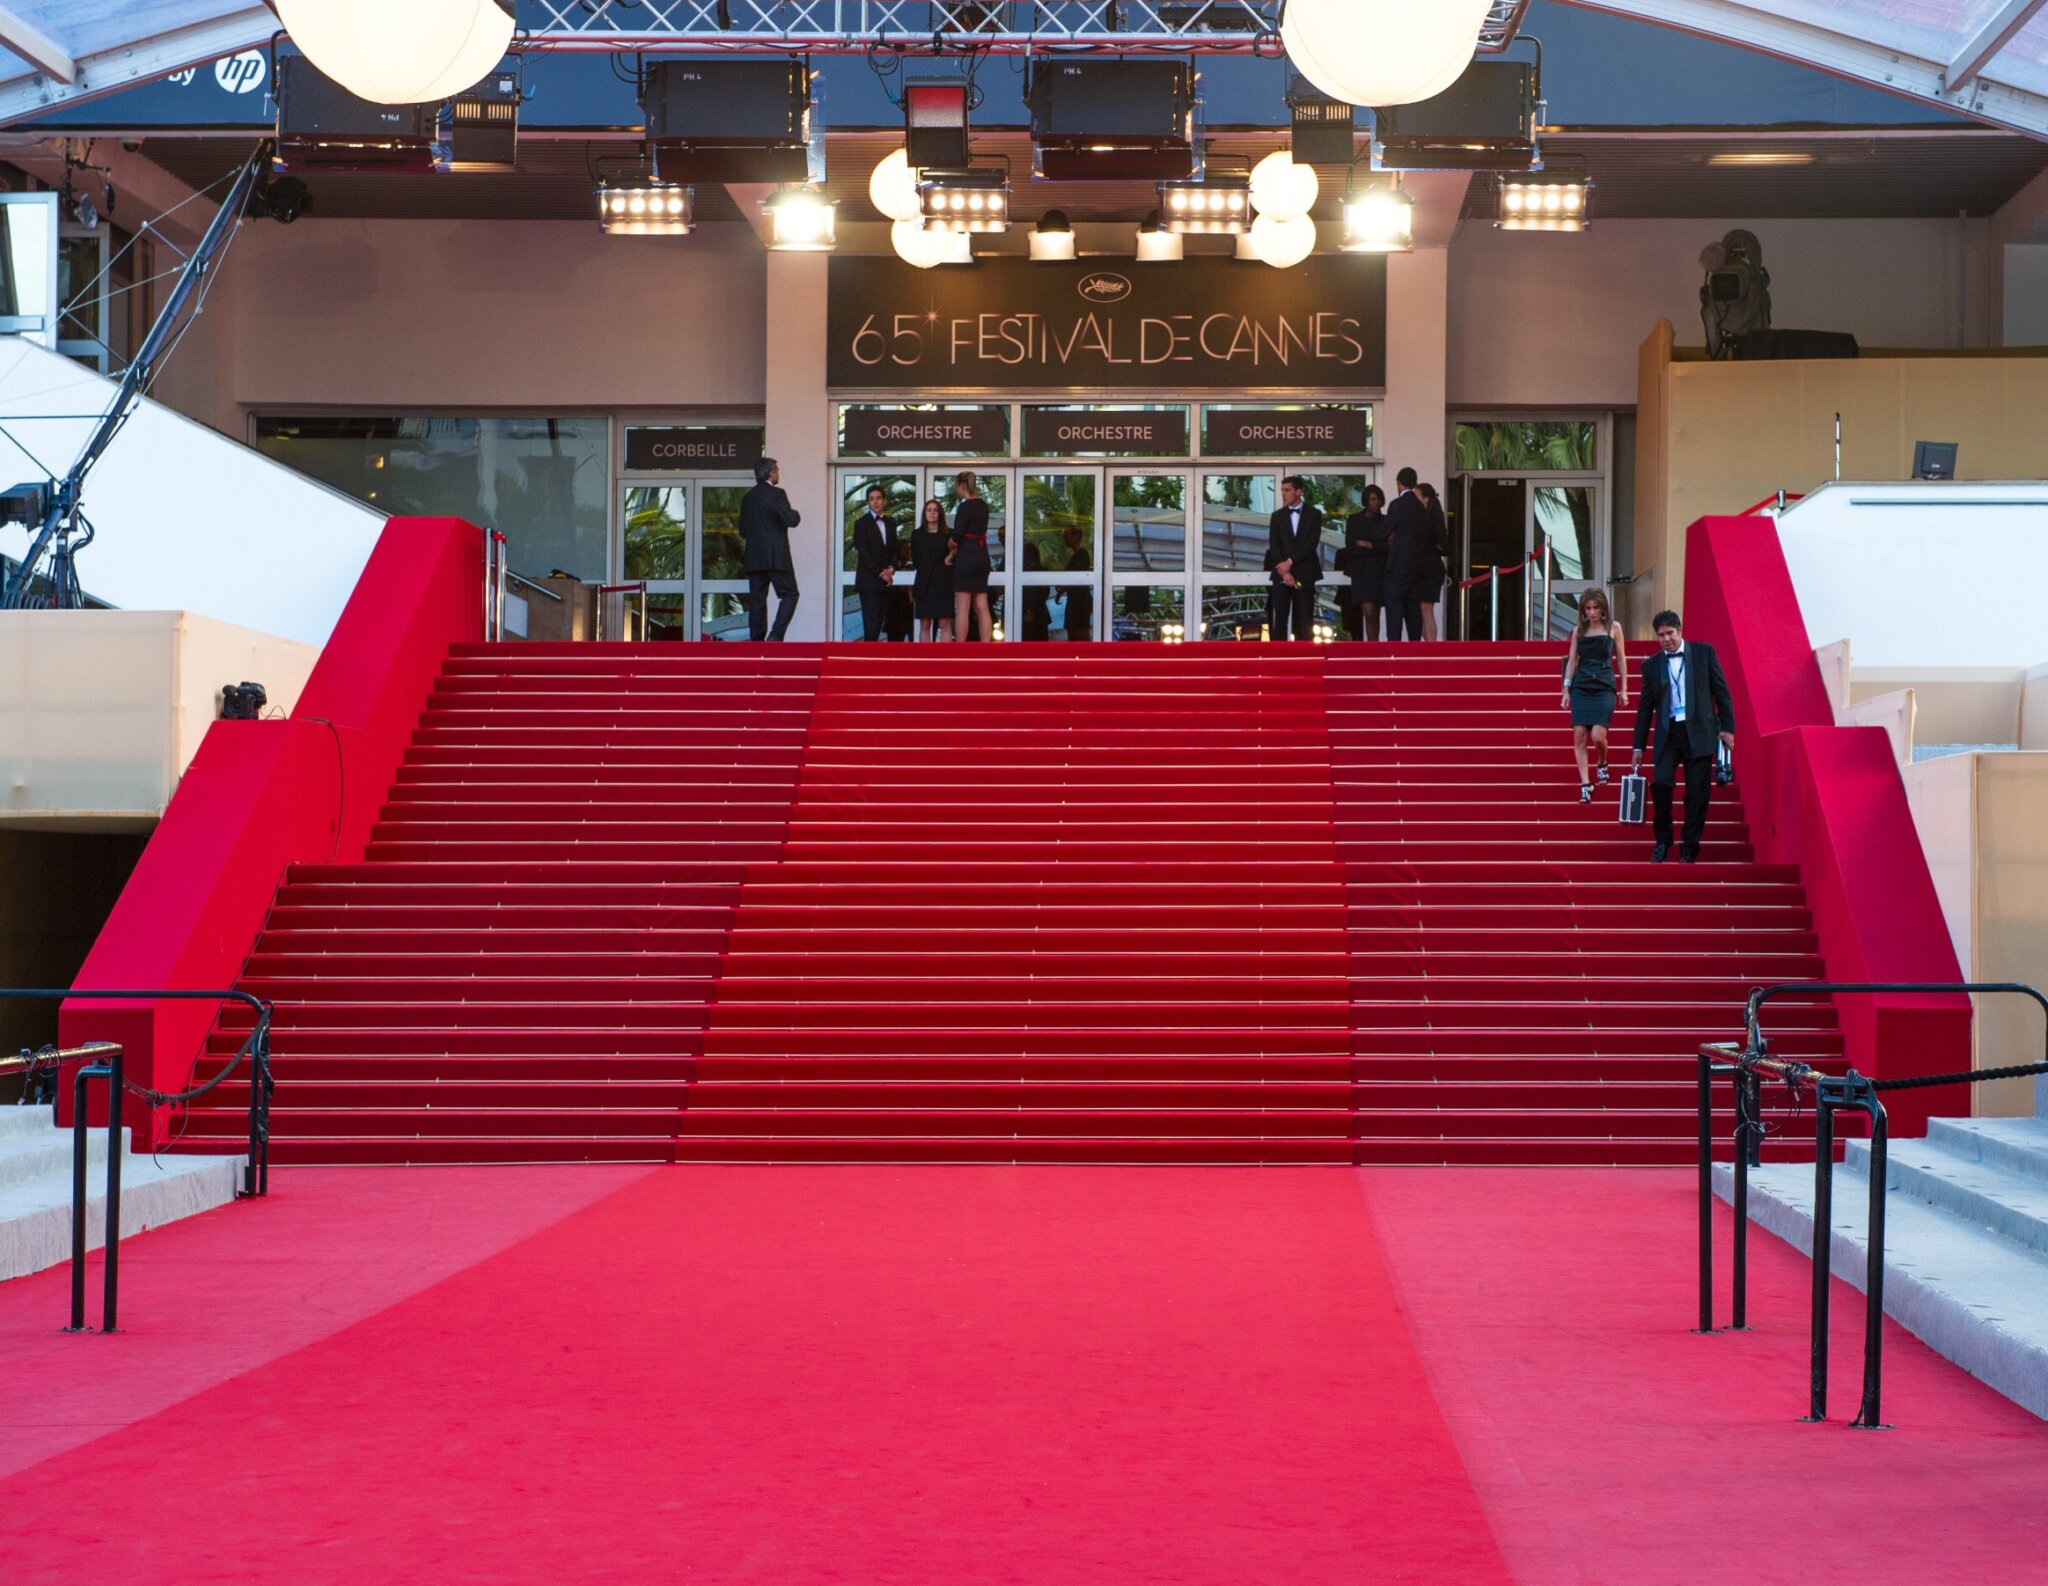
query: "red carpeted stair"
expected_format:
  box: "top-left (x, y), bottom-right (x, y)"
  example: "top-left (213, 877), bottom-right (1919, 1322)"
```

top-left (177, 641), bottom-right (1837, 1164)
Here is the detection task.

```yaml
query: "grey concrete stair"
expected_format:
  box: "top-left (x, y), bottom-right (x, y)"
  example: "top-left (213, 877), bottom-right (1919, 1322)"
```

top-left (0, 1106), bottom-right (244, 1283)
top-left (1716, 1116), bottom-right (2048, 1420)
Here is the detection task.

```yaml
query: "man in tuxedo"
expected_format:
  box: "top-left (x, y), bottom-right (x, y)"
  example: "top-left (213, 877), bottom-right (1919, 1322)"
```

top-left (740, 456), bottom-right (801, 641)
top-left (1380, 466), bottom-right (1429, 640)
top-left (1265, 475), bottom-right (1324, 641)
top-left (853, 484), bottom-right (900, 642)
top-left (1631, 609), bottom-right (1737, 863)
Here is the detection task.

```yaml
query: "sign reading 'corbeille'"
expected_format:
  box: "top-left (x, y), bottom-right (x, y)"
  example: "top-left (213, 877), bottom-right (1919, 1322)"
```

top-left (827, 255), bottom-right (1387, 391)
top-left (624, 426), bottom-right (764, 470)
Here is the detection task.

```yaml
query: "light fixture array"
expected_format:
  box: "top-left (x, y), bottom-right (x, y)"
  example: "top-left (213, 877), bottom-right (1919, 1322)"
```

top-left (1030, 210), bottom-right (1077, 262)
top-left (1341, 185), bottom-right (1412, 253)
top-left (1157, 178), bottom-right (1251, 235)
top-left (918, 169), bottom-right (1012, 233)
top-left (1135, 210), bottom-right (1184, 261)
top-left (597, 178), bottom-right (694, 236)
top-left (1497, 170), bottom-right (1591, 231)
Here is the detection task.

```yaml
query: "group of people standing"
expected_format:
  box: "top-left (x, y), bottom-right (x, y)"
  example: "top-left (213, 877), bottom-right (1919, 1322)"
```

top-left (854, 471), bottom-right (1000, 643)
top-left (1265, 468), bottom-right (1451, 642)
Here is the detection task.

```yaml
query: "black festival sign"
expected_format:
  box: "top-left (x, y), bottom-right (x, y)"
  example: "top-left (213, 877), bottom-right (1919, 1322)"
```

top-left (1203, 407), bottom-right (1370, 456)
top-left (623, 425), bottom-right (764, 471)
top-left (1021, 407), bottom-right (1188, 456)
top-left (828, 255), bottom-right (1387, 391)
top-left (840, 406), bottom-right (1009, 453)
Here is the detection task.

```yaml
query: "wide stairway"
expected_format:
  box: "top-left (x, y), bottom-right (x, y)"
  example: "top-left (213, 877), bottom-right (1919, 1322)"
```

top-left (181, 641), bottom-right (1839, 1164)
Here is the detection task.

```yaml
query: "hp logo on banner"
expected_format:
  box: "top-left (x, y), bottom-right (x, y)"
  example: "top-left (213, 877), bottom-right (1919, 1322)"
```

top-left (215, 53), bottom-right (267, 95)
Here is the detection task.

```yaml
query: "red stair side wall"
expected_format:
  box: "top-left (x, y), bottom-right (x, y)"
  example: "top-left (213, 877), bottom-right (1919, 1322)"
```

top-left (59, 518), bottom-right (482, 1146)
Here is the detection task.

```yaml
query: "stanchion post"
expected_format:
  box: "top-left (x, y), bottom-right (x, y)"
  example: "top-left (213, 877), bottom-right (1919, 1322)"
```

top-left (1696, 1046), bottom-right (1715, 1333)
top-left (1807, 1095), bottom-right (1837, 1421)
top-left (1855, 1095), bottom-right (1890, 1429)
top-left (1732, 1068), bottom-right (1754, 1330)
top-left (102, 1050), bottom-right (122, 1333)
top-left (68, 1064), bottom-right (89, 1332)
top-left (1489, 565), bottom-right (1499, 641)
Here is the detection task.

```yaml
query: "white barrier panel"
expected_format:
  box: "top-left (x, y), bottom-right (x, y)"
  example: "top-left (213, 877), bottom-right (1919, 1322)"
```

top-left (0, 340), bottom-right (382, 645)
top-left (1777, 481), bottom-right (2048, 670)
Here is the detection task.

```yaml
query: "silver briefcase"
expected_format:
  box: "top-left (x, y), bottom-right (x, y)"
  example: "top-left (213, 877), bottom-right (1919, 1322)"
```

top-left (1618, 773), bottom-right (1648, 823)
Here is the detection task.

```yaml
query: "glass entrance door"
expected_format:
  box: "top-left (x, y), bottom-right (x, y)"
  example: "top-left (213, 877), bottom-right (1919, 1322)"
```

top-left (620, 476), bottom-right (752, 640)
top-left (1019, 471), bottom-right (1098, 640)
top-left (929, 466), bottom-right (1012, 639)
top-left (1454, 477), bottom-right (1604, 641)
top-left (1107, 472), bottom-right (1189, 641)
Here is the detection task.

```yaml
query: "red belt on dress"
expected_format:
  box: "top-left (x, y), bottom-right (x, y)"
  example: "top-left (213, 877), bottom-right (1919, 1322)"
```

top-left (958, 533), bottom-right (987, 542)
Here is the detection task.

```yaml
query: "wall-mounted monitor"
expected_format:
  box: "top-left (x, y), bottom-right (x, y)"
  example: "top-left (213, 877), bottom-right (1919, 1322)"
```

top-left (1911, 441), bottom-right (1958, 480)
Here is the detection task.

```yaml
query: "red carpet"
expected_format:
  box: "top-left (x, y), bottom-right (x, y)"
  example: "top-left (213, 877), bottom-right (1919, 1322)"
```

top-left (169, 642), bottom-right (1844, 1165)
top-left (5, 1168), bottom-right (1510, 1585)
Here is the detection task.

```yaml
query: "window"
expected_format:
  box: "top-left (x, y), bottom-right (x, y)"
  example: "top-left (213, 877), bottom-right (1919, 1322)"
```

top-left (1453, 421), bottom-right (1597, 473)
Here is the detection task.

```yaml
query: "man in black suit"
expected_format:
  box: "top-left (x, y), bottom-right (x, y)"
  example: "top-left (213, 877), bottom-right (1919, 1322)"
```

top-left (853, 484), bottom-right (899, 642)
top-left (1631, 609), bottom-right (1737, 863)
top-left (1380, 466), bottom-right (1429, 640)
top-left (1265, 475), bottom-right (1323, 641)
top-left (740, 456), bottom-right (801, 641)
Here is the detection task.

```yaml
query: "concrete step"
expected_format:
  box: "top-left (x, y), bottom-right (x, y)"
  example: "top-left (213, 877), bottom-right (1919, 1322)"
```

top-left (0, 1106), bottom-right (245, 1284)
top-left (1716, 1155), bottom-right (2048, 1420)
top-left (1922, 1116), bottom-right (2048, 1185)
top-left (1846, 1120), bottom-right (2048, 1260)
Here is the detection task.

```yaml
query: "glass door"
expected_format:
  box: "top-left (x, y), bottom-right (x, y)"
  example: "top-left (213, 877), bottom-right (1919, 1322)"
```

top-left (1534, 483), bottom-right (1601, 641)
top-left (836, 469), bottom-right (920, 639)
top-left (1456, 477), bottom-right (1530, 641)
top-left (928, 466), bottom-right (1012, 639)
top-left (620, 476), bottom-right (754, 640)
top-left (1198, 470), bottom-right (1277, 640)
top-left (1108, 471), bottom-right (1190, 641)
top-left (1019, 471), bottom-right (1099, 640)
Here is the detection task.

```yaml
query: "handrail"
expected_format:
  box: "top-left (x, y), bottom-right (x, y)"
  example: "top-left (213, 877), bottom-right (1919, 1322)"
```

top-left (594, 580), bottom-right (649, 642)
top-left (0, 986), bottom-right (274, 1200)
top-left (1699, 979), bottom-right (2048, 1430)
top-left (506, 570), bottom-right (566, 600)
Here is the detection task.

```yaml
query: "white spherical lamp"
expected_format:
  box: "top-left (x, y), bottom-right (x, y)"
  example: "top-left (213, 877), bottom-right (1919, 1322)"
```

top-left (1249, 151), bottom-right (1320, 223)
top-left (1281, 0), bottom-right (1493, 109)
top-left (275, 0), bottom-right (514, 106)
top-left (891, 219), bottom-right (944, 269)
top-left (868, 150), bottom-right (923, 224)
top-left (1248, 214), bottom-right (1318, 269)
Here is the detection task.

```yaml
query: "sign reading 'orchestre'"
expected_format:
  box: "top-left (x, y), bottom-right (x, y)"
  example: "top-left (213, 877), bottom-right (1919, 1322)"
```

top-left (827, 255), bottom-right (1387, 391)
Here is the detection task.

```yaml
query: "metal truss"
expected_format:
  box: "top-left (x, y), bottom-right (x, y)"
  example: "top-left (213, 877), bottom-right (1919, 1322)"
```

top-left (521, 0), bottom-right (1531, 57)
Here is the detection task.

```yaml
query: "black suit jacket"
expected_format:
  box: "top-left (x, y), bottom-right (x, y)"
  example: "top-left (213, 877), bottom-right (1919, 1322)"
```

top-left (1266, 504), bottom-right (1324, 585)
top-left (739, 481), bottom-right (801, 574)
top-left (1383, 491), bottom-right (1445, 583)
top-left (1633, 641), bottom-right (1737, 759)
top-left (853, 511), bottom-right (899, 592)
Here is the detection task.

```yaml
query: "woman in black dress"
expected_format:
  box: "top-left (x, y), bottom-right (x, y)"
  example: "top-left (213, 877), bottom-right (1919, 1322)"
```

top-left (947, 470), bottom-right (994, 643)
top-left (1561, 588), bottom-right (1628, 802)
top-left (910, 497), bottom-right (953, 642)
top-left (1412, 482), bottom-right (1451, 641)
top-left (1341, 484), bottom-right (1389, 640)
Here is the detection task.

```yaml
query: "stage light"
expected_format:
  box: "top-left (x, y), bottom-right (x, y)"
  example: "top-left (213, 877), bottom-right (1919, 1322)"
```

top-left (1030, 210), bottom-right (1077, 261)
top-left (1135, 210), bottom-right (1184, 261)
top-left (1281, 0), bottom-right (1491, 109)
top-left (273, 0), bottom-right (512, 105)
top-left (1496, 170), bottom-right (1592, 232)
top-left (449, 67), bottom-right (519, 171)
top-left (1247, 213), bottom-right (1316, 268)
top-left (1249, 152), bottom-right (1319, 222)
top-left (1289, 84), bottom-right (1355, 165)
top-left (1341, 186), bottom-right (1412, 252)
top-left (1029, 60), bottom-right (1196, 180)
top-left (598, 178), bottom-right (694, 236)
top-left (1157, 178), bottom-right (1251, 234)
top-left (918, 169), bottom-right (1011, 233)
top-left (868, 149), bottom-right (922, 221)
top-left (905, 81), bottom-right (971, 171)
top-left (764, 187), bottom-right (837, 250)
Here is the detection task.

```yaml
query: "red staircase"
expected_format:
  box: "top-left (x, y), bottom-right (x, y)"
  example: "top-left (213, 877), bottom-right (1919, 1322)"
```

top-left (181, 641), bottom-right (1837, 1165)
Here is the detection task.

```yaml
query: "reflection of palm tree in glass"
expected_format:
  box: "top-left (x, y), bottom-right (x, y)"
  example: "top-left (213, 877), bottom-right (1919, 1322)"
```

top-left (1454, 421), bottom-right (1596, 473)
top-left (623, 489), bottom-right (689, 580)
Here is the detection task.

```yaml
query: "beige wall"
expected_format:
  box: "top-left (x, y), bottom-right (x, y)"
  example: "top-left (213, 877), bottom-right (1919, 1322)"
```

top-left (1451, 217), bottom-right (2000, 410)
top-left (1902, 751), bottom-right (2048, 1116)
top-left (153, 219), bottom-right (770, 436)
top-left (0, 611), bottom-right (318, 828)
top-left (1635, 334), bottom-right (2048, 612)
top-left (1849, 668), bottom-right (2029, 747)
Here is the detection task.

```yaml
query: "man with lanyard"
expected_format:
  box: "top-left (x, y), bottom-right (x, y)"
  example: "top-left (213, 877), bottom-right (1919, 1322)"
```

top-left (1631, 609), bottom-right (1737, 863)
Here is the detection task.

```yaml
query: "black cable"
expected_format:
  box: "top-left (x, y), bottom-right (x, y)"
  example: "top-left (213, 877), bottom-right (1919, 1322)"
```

top-left (299, 715), bottom-right (347, 861)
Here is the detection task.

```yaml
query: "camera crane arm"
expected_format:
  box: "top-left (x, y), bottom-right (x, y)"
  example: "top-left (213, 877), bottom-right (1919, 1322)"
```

top-left (1, 144), bottom-right (269, 609)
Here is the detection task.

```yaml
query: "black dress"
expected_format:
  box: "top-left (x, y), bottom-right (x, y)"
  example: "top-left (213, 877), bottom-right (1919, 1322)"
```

top-left (1568, 632), bottom-right (1618, 728)
top-left (1343, 510), bottom-right (1390, 607)
top-left (950, 497), bottom-right (992, 595)
top-left (911, 527), bottom-right (953, 620)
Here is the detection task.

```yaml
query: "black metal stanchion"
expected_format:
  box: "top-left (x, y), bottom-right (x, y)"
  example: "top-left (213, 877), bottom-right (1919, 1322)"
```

top-left (67, 1063), bottom-right (90, 1333)
top-left (1731, 1067), bottom-right (1758, 1331)
top-left (1696, 1046), bottom-right (1716, 1334)
top-left (102, 1048), bottom-right (123, 1333)
top-left (1806, 1092), bottom-right (1836, 1422)
top-left (1853, 1090), bottom-right (1890, 1429)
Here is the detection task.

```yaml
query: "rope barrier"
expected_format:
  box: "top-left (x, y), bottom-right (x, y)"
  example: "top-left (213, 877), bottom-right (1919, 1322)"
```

top-left (1870, 1057), bottom-right (2048, 1092)
top-left (1456, 550), bottom-right (1540, 591)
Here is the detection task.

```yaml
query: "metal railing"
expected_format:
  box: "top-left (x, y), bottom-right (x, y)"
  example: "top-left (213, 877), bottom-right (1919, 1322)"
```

top-left (1696, 979), bottom-right (2048, 1429)
top-left (1457, 550), bottom-right (1537, 640)
top-left (2, 985), bottom-right (274, 1332)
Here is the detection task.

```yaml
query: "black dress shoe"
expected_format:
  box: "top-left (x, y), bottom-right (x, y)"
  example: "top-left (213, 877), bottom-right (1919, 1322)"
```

top-left (1679, 851), bottom-right (1698, 864)
top-left (1651, 843), bottom-right (1670, 863)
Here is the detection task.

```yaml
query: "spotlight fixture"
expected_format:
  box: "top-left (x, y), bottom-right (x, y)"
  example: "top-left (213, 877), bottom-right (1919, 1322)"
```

top-left (1029, 60), bottom-right (1195, 181)
top-left (249, 172), bottom-right (314, 224)
top-left (904, 80), bottom-right (971, 171)
top-left (598, 178), bottom-right (694, 236)
top-left (450, 66), bottom-right (520, 171)
top-left (643, 59), bottom-right (812, 183)
top-left (1030, 209), bottom-right (1077, 262)
top-left (1496, 167), bottom-right (1591, 232)
top-left (1374, 60), bottom-right (1537, 172)
top-left (917, 168), bottom-right (1011, 234)
top-left (764, 186), bottom-right (838, 250)
top-left (1341, 184), bottom-right (1412, 252)
top-left (1288, 82), bottom-right (1356, 166)
top-left (1157, 177), bottom-right (1250, 234)
top-left (275, 55), bottom-right (444, 173)
top-left (1135, 209), bottom-right (1184, 262)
